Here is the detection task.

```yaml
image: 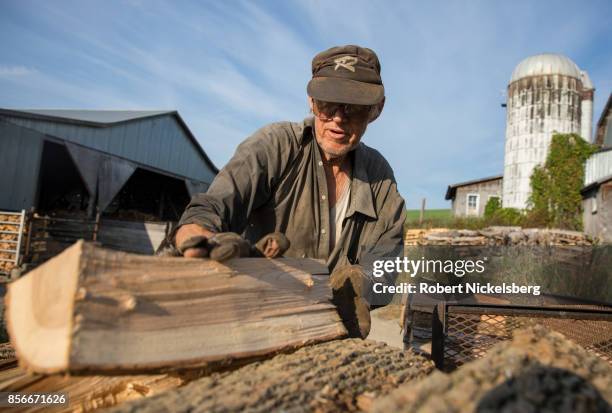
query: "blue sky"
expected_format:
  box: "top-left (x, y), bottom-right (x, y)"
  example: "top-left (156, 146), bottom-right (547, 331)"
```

top-left (1, 1), bottom-right (611, 208)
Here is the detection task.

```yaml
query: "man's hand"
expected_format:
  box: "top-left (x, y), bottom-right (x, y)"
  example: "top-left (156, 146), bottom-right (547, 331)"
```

top-left (207, 232), bottom-right (251, 261)
top-left (175, 224), bottom-right (216, 258)
top-left (175, 225), bottom-right (290, 262)
top-left (329, 265), bottom-right (371, 339)
top-left (255, 232), bottom-right (291, 258)
top-left (174, 226), bottom-right (251, 261)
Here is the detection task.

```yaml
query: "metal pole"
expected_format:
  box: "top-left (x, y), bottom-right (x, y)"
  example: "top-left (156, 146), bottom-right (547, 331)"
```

top-left (14, 210), bottom-right (26, 267)
top-left (23, 209), bottom-right (34, 263)
top-left (93, 211), bottom-right (101, 242)
top-left (431, 303), bottom-right (446, 370)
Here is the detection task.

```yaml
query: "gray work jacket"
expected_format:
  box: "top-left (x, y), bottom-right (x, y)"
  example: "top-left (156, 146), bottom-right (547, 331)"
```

top-left (178, 117), bottom-right (405, 285)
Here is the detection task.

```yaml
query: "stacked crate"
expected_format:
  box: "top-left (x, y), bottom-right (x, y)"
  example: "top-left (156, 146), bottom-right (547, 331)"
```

top-left (0, 211), bottom-right (25, 279)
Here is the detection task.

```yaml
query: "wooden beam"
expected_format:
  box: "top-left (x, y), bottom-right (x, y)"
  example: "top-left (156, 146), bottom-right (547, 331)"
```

top-left (7, 241), bottom-right (346, 374)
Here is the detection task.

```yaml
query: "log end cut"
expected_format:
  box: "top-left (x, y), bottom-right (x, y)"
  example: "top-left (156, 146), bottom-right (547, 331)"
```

top-left (6, 240), bottom-right (85, 373)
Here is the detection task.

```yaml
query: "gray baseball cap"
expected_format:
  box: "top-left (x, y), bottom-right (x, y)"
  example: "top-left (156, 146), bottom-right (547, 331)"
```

top-left (307, 45), bottom-right (385, 105)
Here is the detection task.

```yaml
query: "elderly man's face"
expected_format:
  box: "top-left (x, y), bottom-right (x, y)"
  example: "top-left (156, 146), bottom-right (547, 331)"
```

top-left (309, 98), bottom-right (381, 161)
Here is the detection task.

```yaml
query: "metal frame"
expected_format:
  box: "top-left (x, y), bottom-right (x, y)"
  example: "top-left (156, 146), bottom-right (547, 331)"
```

top-left (19, 213), bottom-right (98, 270)
top-left (428, 301), bottom-right (612, 370)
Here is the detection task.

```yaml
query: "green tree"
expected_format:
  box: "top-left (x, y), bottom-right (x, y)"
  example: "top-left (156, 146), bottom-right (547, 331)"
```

top-left (528, 133), bottom-right (596, 230)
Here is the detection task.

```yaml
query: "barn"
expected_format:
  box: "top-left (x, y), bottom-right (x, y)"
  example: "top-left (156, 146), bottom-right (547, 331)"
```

top-left (0, 109), bottom-right (219, 276)
top-left (0, 109), bottom-right (217, 220)
top-left (582, 93), bottom-right (612, 243)
top-left (445, 175), bottom-right (503, 217)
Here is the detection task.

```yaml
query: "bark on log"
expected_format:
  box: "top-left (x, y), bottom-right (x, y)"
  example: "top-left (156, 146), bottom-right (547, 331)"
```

top-left (372, 325), bottom-right (612, 413)
top-left (108, 339), bottom-right (434, 413)
top-left (6, 241), bottom-right (347, 374)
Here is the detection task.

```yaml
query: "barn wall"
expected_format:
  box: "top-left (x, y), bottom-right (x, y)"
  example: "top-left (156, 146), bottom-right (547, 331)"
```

top-left (583, 183), bottom-right (612, 243)
top-left (0, 120), bottom-right (43, 211)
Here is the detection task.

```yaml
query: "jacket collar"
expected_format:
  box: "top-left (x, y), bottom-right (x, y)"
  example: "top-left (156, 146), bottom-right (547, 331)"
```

top-left (348, 143), bottom-right (377, 220)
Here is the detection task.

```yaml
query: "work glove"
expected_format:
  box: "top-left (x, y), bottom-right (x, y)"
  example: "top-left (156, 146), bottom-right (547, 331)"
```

top-left (329, 264), bottom-right (371, 339)
top-left (161, 232), bottom-right (250, 261)
top-left (208, 232), bottom-right (252, 261)
top-left (198, 232), bottom-right (290, 260)
top-left (180, 232), bottom-right (252, 261)
top-left (159, 230), bottom-right (291, 262)
top-left (254, 232), bottom-right (291, 258)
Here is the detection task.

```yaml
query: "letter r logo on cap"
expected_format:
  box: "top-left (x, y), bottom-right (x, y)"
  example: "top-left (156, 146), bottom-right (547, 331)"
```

top-left (333, 56), bottom-right (358, 72)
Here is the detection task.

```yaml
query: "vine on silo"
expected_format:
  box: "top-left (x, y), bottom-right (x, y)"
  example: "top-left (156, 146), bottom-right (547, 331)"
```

top-left (527, 133), bottom-right (596, 230)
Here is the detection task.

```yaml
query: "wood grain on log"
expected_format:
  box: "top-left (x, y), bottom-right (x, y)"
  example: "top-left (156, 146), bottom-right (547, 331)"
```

top-left (6, 241), bottom-right (346, 374)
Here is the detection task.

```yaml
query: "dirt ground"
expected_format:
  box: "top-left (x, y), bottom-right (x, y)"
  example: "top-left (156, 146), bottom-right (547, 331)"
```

top-left (367, 305), bottom-right (404, 350)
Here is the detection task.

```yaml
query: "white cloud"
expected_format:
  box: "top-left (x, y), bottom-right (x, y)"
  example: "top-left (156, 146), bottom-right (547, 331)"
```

top-left (0, 65), bottom-right (36, 77)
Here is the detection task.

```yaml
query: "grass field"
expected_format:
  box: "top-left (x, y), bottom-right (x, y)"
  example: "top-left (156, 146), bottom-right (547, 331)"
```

top-left (405, 209), bottom-right (452, 221)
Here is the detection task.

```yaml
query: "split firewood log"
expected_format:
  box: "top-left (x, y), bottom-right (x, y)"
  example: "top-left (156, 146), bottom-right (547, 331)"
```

top-left (6, 241), bottom-right (346, 374)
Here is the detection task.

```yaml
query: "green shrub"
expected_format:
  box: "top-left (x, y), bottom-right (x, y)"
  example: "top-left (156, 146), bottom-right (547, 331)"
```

top-left (490, 207), bottom-right (522, 225)
top-left (484, 197), bottom-right (501, 218)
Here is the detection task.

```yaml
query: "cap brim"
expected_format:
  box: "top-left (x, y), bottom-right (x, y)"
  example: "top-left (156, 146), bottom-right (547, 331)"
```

top-left (307, 77), bottom-right (384, 105)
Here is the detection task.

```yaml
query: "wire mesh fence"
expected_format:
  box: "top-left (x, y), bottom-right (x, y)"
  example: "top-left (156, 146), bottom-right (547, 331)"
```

top-left (414, 304), bottom-right (612, 372)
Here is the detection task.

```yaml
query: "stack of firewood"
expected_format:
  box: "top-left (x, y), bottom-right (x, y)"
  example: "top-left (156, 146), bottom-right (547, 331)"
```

top-left (0, 213), bottom-right (21, 275)
top-left (404, 228), bottom-right (450, 246)
top-left (0, 241), bottom-right (351, 411)
top-left (2, 241), bottom-right (607, 412)
top-left (405, 227), bottom-right (593, 247)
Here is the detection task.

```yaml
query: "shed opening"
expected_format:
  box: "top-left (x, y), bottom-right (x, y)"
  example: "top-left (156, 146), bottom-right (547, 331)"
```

top-left (36, 141), bottom-right (89, 216)
top-left (103, 168), bottom-right (190, 221)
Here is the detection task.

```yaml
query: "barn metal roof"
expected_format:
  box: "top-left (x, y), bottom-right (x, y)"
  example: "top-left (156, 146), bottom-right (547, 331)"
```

top-left (1, 109), bottom-right (172, 125)
top-left (0, 108), bottom-right (218, 174)
top-left (597, 93), bottom-right (612, 131)
top-left (581, 174), bottom-right (612, 196)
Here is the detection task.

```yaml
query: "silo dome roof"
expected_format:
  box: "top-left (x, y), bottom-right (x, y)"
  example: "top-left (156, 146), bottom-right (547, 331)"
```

top-left (580, 70), bottom-right (594, 90)
top-left (510, 53), bottom-right (582, 83)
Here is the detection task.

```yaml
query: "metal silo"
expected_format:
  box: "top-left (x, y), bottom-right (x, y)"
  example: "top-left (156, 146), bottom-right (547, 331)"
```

top-left (502, 54), bottom-right (594, 209)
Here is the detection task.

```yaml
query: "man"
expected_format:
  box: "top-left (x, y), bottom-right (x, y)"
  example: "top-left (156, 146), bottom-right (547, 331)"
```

top-left (173, 45), bottom-right (405, 338)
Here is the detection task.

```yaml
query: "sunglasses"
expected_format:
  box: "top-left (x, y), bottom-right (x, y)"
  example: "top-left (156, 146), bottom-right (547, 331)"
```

top-left (313, 99), bottom-right (373, 120)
